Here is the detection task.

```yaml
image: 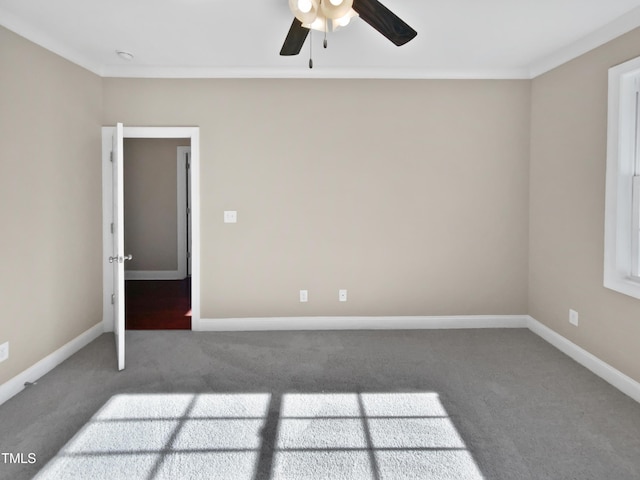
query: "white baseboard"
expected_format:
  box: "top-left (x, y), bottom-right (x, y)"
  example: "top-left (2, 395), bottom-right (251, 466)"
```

top-left (2, 315), bottom-right (638, 408)
top-left (125, 270), bottom-right (183, 281)
top-left (527, 316), bottom-right (640, 404)
top-left (0, 323), bottom-right (104, 406)
top-left (197, 315), bottom-right (529, 332)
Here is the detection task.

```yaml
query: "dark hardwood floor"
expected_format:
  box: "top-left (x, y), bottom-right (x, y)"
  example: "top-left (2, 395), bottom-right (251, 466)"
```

top-left (125, 278), bottom-right (191, 330)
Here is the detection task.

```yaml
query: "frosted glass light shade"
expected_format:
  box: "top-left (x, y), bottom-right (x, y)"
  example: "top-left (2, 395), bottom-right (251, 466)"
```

top-left (289, 0), bottom-right (319, 24)
top-left (298, 0), bottom-right (313, 12)
top-left (320, 0), bottom-right (353, 20)
top-left (332, 9), bottom-right (358, 30)
top-left (302, 16), bottom-right (328, 32)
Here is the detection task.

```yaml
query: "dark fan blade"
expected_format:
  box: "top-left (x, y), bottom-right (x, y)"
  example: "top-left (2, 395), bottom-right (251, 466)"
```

top-left (352, 0), bottom-right (417, 46)
top-left (280, 18), bottom-right (310, 56)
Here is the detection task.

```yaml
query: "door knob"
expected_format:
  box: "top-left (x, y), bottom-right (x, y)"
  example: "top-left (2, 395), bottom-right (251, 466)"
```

top-left (108, 255), bottom-right (133, 263)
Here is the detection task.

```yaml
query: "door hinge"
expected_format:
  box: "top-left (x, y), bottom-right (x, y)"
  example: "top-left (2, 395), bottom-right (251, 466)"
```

top-left (110, 151), bottom-right (113, 162)
top-left (186, 207), bottom-right (191, 215)
top-left (110, 222), bottom-right (114, 234)
top-left (111, 294), bottom-right (116, 304)
top-left (187, 252), bottom-right (191, 258)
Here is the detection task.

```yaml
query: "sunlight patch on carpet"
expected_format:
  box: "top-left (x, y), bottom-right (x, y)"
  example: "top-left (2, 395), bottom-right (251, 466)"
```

top-left (34, 393), bottom-right (270, 480)
top-left (273, 392), bottom-right (484, 480)
top-left (34, 391), bottom-right (484, 479)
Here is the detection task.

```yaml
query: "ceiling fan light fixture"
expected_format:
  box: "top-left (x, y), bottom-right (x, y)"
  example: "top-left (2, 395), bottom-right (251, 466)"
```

top-left (332, 8), bottom-right (358, 30)
top-left (280, 0), bottom-right (417, 58)
top-left (320, 0), bottom-right (352, 20)
top-left (297, 0), bottom-right (313, 13)
top-left (302, 16), bottom-right (327, 32)
top-left (289, 0), bottom-right (318, 24)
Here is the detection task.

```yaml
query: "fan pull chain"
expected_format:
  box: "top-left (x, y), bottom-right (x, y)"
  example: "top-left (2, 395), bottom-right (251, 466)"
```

top-left (324, 20), bottom-right (328, 48)
top-left (309, 29), bottom-right (313, 68)
top-left (319, 0), bottom-right (327, 49)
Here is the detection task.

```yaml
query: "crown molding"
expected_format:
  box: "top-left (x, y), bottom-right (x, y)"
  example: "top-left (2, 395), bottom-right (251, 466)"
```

top-left (99, 65), bottom-right (530, 80)
top-left (529, 6), bottom-right (640, 78)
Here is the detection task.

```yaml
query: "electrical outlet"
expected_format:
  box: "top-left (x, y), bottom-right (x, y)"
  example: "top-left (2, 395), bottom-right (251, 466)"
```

top-left (0, 342), bottom-right (9, 363)
top-left (339, 289), bottom-right (347, 302)
top-left (569, 309), bottom-right (579, 326)
top-left (299, 290), bottom-right (308, 302)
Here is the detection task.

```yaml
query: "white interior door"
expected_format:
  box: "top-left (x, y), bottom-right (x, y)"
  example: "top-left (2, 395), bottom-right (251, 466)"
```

top-left (111, 123), bottom-right (126, 370)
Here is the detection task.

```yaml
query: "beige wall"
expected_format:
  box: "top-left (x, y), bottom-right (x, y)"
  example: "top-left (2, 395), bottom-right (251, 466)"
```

top-left (529, 27), bottom-right (640, 382)
top-left (123, 138), bottom-right (189, 272)
top-left (0, 27), bottom-right (103, 385)
top-left (103, 79), bottom-right (531, 318)
top-left (3, 19), bottom-right (640, 391)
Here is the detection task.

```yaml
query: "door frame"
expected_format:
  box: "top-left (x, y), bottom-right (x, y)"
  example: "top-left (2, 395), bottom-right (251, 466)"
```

top-left (101, 126), bottom-right (201, 332)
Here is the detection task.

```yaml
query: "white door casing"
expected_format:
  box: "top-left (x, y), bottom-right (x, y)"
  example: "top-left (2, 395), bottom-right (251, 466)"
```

top-left (101, 126), bottom-right (202, 350)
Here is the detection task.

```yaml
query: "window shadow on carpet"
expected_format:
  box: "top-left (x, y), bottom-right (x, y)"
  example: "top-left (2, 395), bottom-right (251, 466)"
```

top-left (33, 392), bottom-right (484, 480)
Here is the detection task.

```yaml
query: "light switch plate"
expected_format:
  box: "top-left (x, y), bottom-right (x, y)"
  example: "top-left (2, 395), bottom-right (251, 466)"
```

top-left (569, 309), bottom-right (579, 326)
top-left (224, 211), bottom-right (237, 223)
top-left (0, 342), bottom-right (9, 363)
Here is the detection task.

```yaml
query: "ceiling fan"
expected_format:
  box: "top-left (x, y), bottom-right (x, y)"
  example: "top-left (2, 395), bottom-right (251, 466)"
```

top-left (280, 0), bottom-right (417, 57)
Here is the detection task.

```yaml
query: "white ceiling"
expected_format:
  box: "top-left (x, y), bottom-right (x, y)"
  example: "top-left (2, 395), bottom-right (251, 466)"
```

top-left (1, 0), bottom-right (640, 79)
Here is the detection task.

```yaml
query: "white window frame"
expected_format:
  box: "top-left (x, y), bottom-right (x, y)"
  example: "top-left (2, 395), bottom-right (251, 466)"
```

top-left (604, 55), bottom-right (640, 299)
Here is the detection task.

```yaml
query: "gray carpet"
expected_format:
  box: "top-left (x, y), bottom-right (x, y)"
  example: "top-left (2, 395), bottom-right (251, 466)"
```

top-left (0, 329), bottom-right (639, 479)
